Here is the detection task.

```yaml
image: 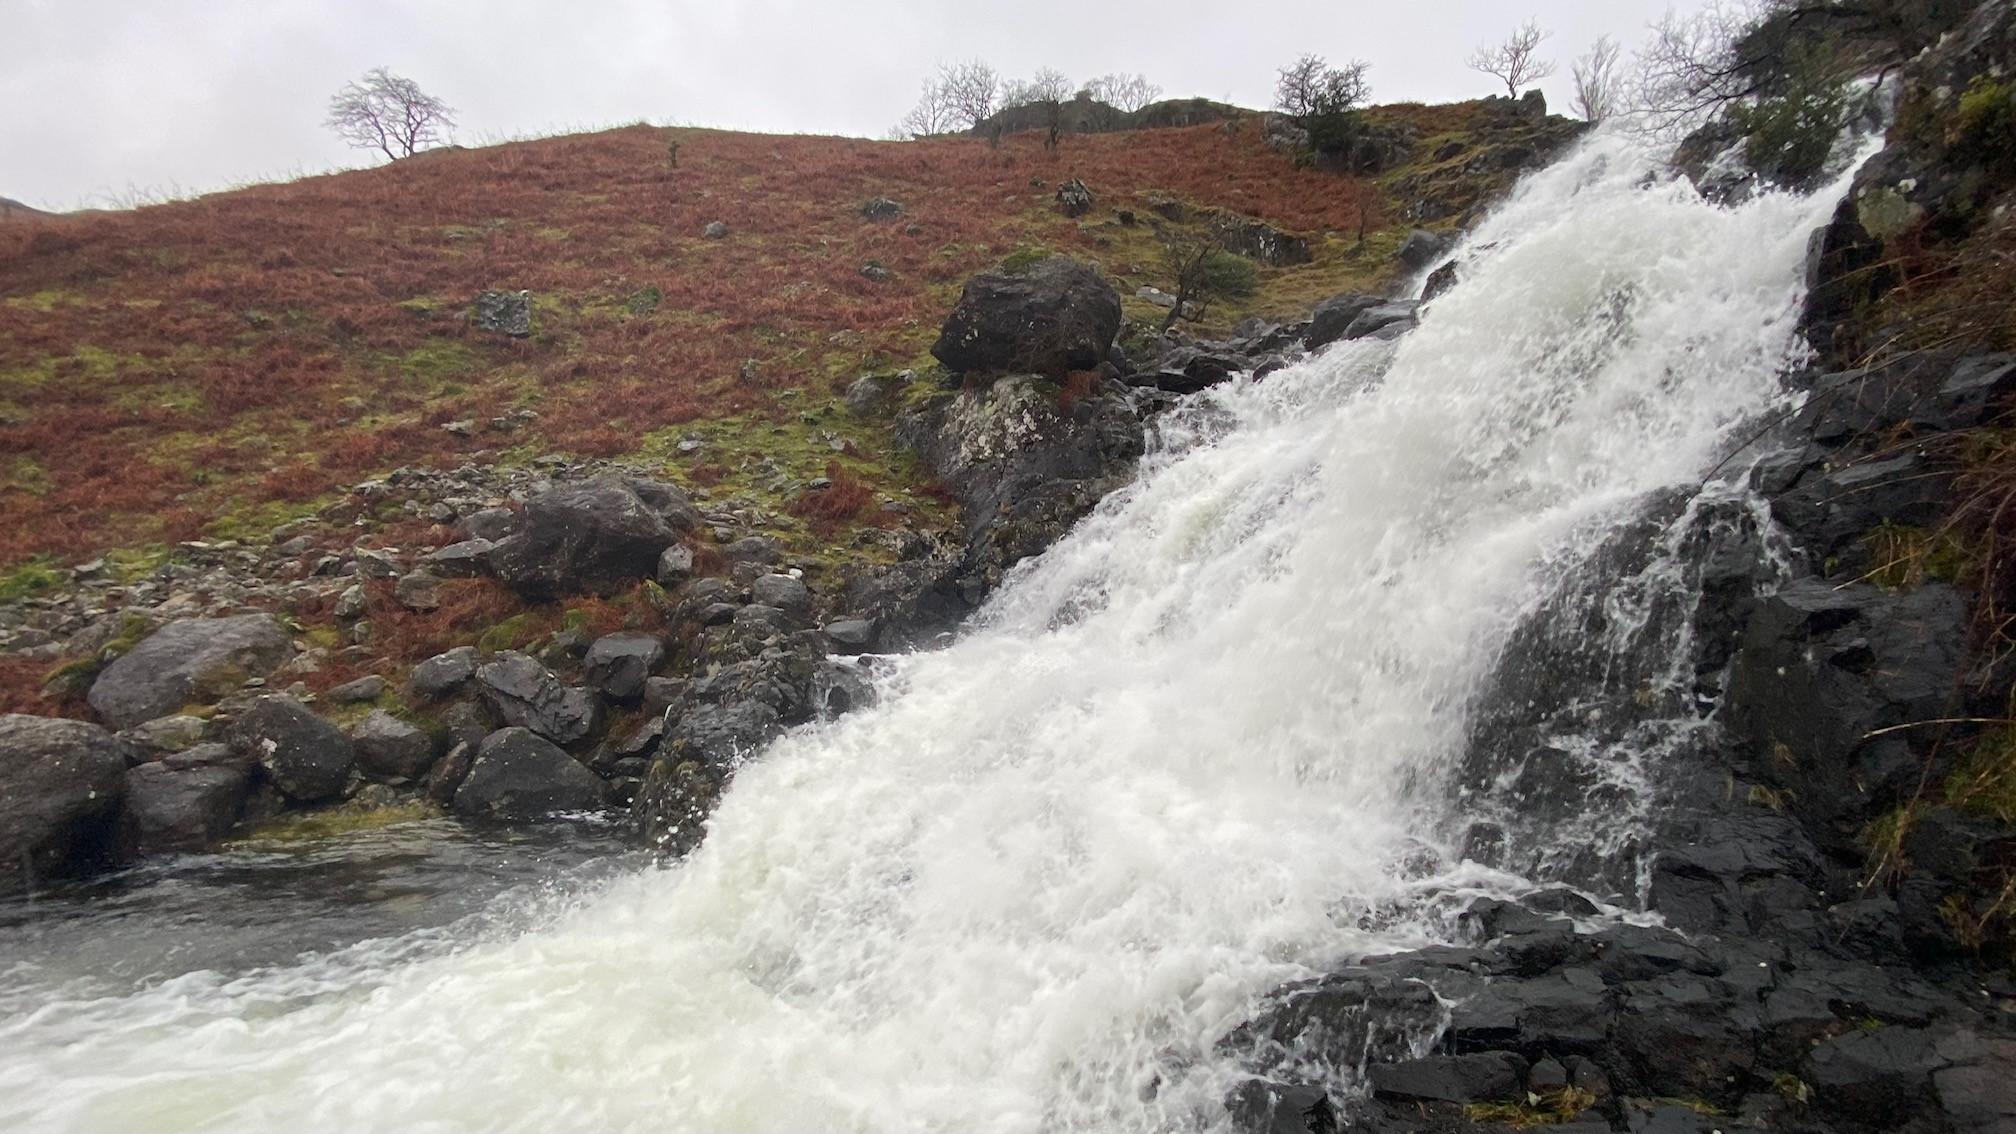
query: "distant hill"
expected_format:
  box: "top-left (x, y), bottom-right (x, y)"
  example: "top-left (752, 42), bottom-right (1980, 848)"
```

top-left (0, 197), bottom-right (53, 222)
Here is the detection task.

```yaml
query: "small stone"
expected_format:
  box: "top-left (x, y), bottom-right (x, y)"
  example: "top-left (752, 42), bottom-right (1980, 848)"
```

top-left (350, 710), bottom-right (437, 783)
top-left (325, 674), bottom-right (387, 704)
top-left (333, 584), bottom-right (367, 620)
top-left (702, 221), bottom-right (729, 239)
top-left (657, 544), bottom-right (695, 587)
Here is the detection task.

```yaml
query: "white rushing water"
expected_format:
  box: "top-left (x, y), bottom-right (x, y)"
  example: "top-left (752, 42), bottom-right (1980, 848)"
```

top-left (0, 131), bottom-right (1860, 1133)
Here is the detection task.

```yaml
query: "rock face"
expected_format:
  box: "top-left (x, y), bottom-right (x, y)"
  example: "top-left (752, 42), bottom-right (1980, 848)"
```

top-left (87, 614), bottom-right (294, 729)
top-left (1208, 212), bottom-right (1311, 266)
top-left (229, 694), bottom-right (354, 803)
top-left (1305, 293), bottom-right (1384, 350)
top-left (488, 476), bottom-right (699, 599)
top-left (475, 651), bottom-right (601, 745)
top-left (453, 728), bottom-right (604, 819)
top-left (930, 256), bottom-right (1121, 379)
top-left (0, 714), bottom-right (128, 889)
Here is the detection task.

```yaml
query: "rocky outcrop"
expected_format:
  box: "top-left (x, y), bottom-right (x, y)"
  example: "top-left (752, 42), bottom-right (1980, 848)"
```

top-left (930, 257), bottom-right (1122, 379)
top-left (86, 614), bottom-right (294, 730)
top-left (488, 475), bottom-right (699, 600)
top-left (0, 714), bottom-right (128, 890)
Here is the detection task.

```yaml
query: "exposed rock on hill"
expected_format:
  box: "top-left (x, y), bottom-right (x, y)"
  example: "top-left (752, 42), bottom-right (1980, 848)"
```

top-left (930, 256), bottom-right (1121, 378)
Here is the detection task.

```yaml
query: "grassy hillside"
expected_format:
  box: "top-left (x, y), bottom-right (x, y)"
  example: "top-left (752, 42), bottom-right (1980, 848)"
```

top-left (0, 100), bottom-right (1555, 712)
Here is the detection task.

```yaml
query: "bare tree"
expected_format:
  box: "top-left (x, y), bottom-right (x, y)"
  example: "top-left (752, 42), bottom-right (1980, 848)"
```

top-left (1002, 67), bottom-right (1073, 109)
top-left (1632, 1), bottom-right (1772, 132)
top-left (1468, 19), bottom-right (1557, 97)
top-left (325, 68), bottom-right (456, 161)
top-left (1087, 73), bottom-right (1162, 113)
top-left (1274, 55), bottom-right (1372, 120)
top-left (938, 60), bottom-right (1000, 129)
top-left (1157, 231), bottom-right (1257, 332)
top-left (897, 75), bottom-right (960, 139)
top-left (1571, 35), bottom-right (1625, 123)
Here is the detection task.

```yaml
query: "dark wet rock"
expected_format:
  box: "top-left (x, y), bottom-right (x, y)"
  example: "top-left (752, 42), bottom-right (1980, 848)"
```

top-left (1422, 259), bottom-right (1461, 301)
top-left (452, 727), bottom-right (604, 819)
top-left (470, 289), bottom-right (531, 337)
top-left (228, 694), bottom-right (354, 803)
top-left (583, 633), bottom-right (665, 702)
top-left (1367, 1053), bottom-right (1525, 1103)
top-left (0, 715), bottom-right (129, 889)
top-left (823, 618), bottom-right (876, 652)
top-left (1225, 1081), bottom-right (1337, 1134)
top-left (119, 760), bottom-right (249, 854)
top-left (1305, 293), bottom-right (1384, 350)
top-left (1129, 345), bottom-right (1252, 394)
top-left (409, 646), bottom-right (479, 699)
top-left (1343, 301), bottom-right (1421, 341)
top-left (87, 614), bottom-right (294, 730)
top-left (1805, 1027), bottom-right (1944, 1127)
top-left (1397, 228), bottom-right (1455, 270)
top-left (349, 710), bottom-right (436, 783)
top-left (488, 476), bottom-right (699, 600)
top-left (474, 651), bottom-right (601, 746)
top-left (930, 256), bottom-right (1122, 379)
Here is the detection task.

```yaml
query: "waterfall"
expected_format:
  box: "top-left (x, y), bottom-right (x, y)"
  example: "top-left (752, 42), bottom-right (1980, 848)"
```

top-left (0, 130), bottom-right (1866, 1134)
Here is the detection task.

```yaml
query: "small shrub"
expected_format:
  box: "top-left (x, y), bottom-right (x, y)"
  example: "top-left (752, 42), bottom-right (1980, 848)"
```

top-left (790, 461), bottom-right (875, 538)
top-left (1729, 79), bottom-right (1849, 185)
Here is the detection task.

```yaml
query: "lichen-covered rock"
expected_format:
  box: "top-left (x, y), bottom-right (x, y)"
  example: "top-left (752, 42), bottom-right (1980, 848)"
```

top-left (930, 256), bottom-right (1121, 378)
top-left (87, 614), bottom-right (294, 730)
top-left (470, 289), bottom-right (532, 337)
top-left (0, 714), bottom-right (129, 890)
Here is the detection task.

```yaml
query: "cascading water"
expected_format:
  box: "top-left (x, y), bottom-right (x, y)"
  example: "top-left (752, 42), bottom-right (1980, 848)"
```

top-left (0, 130), bottom-right (1867, 1133)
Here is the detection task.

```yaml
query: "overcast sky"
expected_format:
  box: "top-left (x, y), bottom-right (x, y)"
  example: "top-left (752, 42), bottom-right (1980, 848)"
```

top-left (4, 0), bottom-right (1709, 210)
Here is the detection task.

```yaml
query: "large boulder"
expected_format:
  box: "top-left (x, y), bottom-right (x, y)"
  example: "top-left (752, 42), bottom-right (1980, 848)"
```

top-left (453, 727), bottom-right (604, 819)
top-left (930, 257), bottom-right (1122, 378)
top-left (119, 753), bottom-right (250, 854)
top-left (86, 614), bottom-right (294, 730)
top-left (228, 694), bottom-right (355, 803)
top-left (475, 651), bottom-right (602, 745)
top-left (0, 714), bottom-right (129, 890)
top-left (488, 476), bottom-right (700, 599)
